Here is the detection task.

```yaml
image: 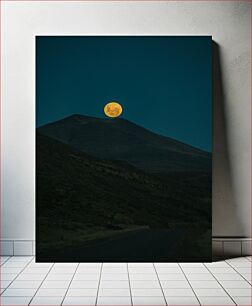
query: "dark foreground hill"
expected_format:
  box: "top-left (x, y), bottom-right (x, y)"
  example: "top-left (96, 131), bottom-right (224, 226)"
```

top-left (38, 114), bottom-right (211, 174)
top-left (36, 132), bottom-right (211, 261)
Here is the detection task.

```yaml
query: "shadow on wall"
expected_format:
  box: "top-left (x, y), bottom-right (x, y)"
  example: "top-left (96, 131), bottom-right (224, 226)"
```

top-left (212, 42), bottom-right (244, 238)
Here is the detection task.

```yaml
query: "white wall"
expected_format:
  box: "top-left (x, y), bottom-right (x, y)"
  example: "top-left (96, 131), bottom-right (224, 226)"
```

top-left (1, 1), bottom-right (250, 240)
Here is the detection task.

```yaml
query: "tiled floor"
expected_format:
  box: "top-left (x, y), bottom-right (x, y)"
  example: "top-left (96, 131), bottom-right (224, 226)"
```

top-left (0, 256), bottom-right (251, 305)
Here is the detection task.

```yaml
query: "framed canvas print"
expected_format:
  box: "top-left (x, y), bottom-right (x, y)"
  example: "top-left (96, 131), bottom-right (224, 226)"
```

top-left (36, 36), bottom-right (212, 262)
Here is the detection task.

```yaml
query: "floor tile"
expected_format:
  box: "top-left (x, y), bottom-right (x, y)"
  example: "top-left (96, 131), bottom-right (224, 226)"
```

top-left (26, 258), bottom-right (35, 262)
top-left (102, 263), bottom-right (126, 267)
top-left (4, 257), bottom-right (31, 268)
top-left (227, 257), bottom-right (250, 263)
top-left (1, 256), bottom-right (251, 306)
top-left (74, 274), bottom-right (100, 280)
top-left (1, 274), bottom-right (17, 281)
top-left (128, 268), bottom-right (155, 274)
top-left (132, 296), bottom-right (166, 305)
top-left (189, 280), bottom-right (221, 288)
top-left (1, 267), bottom-right (23, 274)
top-left (160, 280), bottom-right (190, 288)
top-left (46, 273), bottom-right (73, 281)
top-left (30, 296), bottom-right (64, 305)
top-left (214, 273), bottom-right (245, 281)
top-left (198, 296), bottom-right (235, 305)
top-left (99, 281), bottom-right (129, 288)
top-left (79, 263), bottom-right (102, 267)
top-left (36, 287), bottom-right (67, 296)
top-left (154, 263), bottom-right (179, 267)
top-left (155, 267), bottom-right (182, 273)
top-left (16, 273), bottom-right (46, 281)
top-left (225, 288), bottom-right (252, 296)
top-left (128, 263), bottom-right (153, 268)
top-left (2, 288), bottom-right (37, 296)
top-left (129, 264), bottom-right (154, 269)
top-left (158, 273), bottom-right (186, 281)
top-left (208, 267), bottom-right (236, 274)
top-left (180, 263), bottom-right (205, 267)
top-left (40, 280), bottom-right (71, 288)
top-left (129, 273), bottom-right (158, 281)
top-left (97, 296), bottom-right (131, 305)
top-left (186, 273), bottom-right (215, 281)
top-left (241, 273), bottom-right (252, 283)
top-left (8, 280), bottom-right (42, 289)
top-left (62, 296), bottom-right (96, 305)
top-left (3, 261), bottom-right (28, 268)
top-left (103, 267), bottom-right (128, 274)
top-left (75, 268), bottom-right (100, 274)
top-left (163, 288), bottom-right (195, 296)
top-left (0, 280), bottom-right (12, 289)
top-left (76, 267), bottom-right (101, 274)
top-left (228, 261), bottom-right (251, 268)
top-left (235, 267), bottom-right (252, 274)
top-left (101, 274), bottom-right (128, 281)
top-left (131, 288), bottom-right (163, 296)
top-left (54, 263), bottom-right (78, 268)
top-left (0, 256), bottom-right (10, 264)
top-left (219, 280), bottom-right (251, 288)
top-left (194, 288), bottom-right (228, 296)
top-left (50, 267), bottom-right (77, 274)
top-left (130, 280), bottom-right (160, 288)
top-left (67, 288), bottom-right (97, 296)
top-left (70, 280), bottom-right (99, 288)
top-left (232, 296), bottom-right (252, 305)
top-left (8, 256), bottom-right (33, 262)
top-left (22, 267), bottom-right (50, 274)
top-left (165, 296), bottom-right (200, 305)
top-left (27, 262), bottom-right (53, 268)
top-left (182, 267), bottom-right (209, 274)
top-left (98, 288), bottom-right (130, 296)
top-left (0, 296), bottom-right (32, 305)
top-left (205, 261), bottom-right (230, 267)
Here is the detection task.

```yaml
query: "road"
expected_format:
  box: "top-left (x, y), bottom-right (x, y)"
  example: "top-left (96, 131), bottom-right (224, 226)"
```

top-left (38, 227), bottom-right (211, 262)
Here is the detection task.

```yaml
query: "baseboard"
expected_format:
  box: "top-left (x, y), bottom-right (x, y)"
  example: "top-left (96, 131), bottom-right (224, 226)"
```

top-left (0, 238), bottom-right (251, 257)
top-left (0, 240), bottom-right (35, 256)
top-left (212, 237), bottom-right (251, 258)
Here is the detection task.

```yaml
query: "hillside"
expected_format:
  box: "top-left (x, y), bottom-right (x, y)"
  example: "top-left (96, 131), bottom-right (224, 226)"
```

top-left (36, 132), bottom-right (211, 260)
top-left (38, 114), bottom-right (211, 174)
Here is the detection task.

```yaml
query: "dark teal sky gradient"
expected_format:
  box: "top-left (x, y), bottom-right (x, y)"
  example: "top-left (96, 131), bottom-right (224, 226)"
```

top-left (36, 36), bottom-right (212, 152)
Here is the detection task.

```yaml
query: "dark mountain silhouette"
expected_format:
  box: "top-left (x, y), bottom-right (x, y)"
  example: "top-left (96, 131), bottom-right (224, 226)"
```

top-left (38, 114), bottom-right (211, 174)
top-left (36, 132), bottom-right (211, 261)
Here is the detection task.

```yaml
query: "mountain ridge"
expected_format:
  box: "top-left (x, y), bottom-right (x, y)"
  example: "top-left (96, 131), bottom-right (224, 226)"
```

top-left (38, 114), bottom-right (211, 173)
top-left (39, 114), bottom-right (210, 154)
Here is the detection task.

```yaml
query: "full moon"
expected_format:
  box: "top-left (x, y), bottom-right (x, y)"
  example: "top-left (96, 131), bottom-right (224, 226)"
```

top-left (104, 102), bottom-right (123, 118)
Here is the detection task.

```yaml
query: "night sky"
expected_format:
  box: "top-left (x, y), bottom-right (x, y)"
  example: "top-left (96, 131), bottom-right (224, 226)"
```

top-left (36, 36), bottom-right (212, 152)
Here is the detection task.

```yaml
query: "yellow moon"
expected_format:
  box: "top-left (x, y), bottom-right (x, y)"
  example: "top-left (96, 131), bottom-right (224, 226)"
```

top-left (104, 102), bottom-right (123, 118)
